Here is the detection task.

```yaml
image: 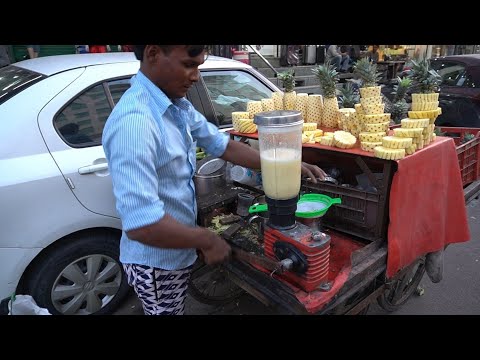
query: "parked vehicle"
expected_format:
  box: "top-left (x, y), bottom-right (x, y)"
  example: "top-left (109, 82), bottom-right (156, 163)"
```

top-left (0, 52), bottom-right (280, 315)
top-left (382, 55), bottom-right (480, 128)
top-left (430, 55), bottom-right (480, 127)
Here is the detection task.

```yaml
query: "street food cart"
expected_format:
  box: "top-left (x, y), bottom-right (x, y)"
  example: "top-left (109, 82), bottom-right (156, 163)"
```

top-left (189, 114), bottom-right (471, 315)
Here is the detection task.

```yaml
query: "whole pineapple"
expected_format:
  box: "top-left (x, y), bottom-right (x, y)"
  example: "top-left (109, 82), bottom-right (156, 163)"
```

top-left (312, 60), bottom-right (340, 127)
top-left (408, 59), bottom-right (442, 109)
top-left (339, 82), bottom-right (359, 109)
top-left (277, 70), bottom-right (296, 110)
top-left (391, 77), bottom-right (412, 123)
top-left (409, 59), bottom-right (442, 94)
top-left (353, 58), bottom-right (383, 98)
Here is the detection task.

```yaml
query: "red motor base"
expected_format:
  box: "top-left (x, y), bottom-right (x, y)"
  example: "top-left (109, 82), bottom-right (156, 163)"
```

top-left (264, 222), bottom-right (330, 292)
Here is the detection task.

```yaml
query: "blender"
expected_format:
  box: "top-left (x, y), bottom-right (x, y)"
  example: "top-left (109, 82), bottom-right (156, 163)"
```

top-left (253, 110), bottom-right (333, 292)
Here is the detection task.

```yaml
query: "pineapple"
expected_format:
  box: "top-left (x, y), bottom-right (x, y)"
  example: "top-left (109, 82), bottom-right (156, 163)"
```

top-left (408, 60), bottom-right (442, 145)
top-left (391, 77), bottom-right (412, 124)
top-left (409, 59), bottom-right (442, 96)
top-left (353, 58), bottom-right (382, 98)
top-left (339, 82), bottom-right (359, 109)
top-left (277, 70), bottom-right (296, 110)
top-left (312, 60), bottom-right (340, 127)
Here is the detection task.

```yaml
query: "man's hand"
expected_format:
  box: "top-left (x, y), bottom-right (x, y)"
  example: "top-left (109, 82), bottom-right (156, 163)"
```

top-left (198, 228), bottom-right (232, 265)
top-left (301, 162), bottom-right (326, 183)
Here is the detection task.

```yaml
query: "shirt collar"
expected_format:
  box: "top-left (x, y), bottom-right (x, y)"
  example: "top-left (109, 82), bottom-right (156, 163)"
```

top-left (133, 70), bottom-right (191, 114)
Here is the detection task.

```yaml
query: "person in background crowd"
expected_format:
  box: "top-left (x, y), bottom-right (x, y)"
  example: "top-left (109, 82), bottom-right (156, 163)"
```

top-left (366, 45), bottom-right (380, 63)
top-left (26, 45), bottom-right (40, 59)
top-left (121, 45), bottom-right (134, 52)
top-left (339, 45), bottom-right (351, 72)
top-left (89, 45), bottom-right (109, 53)
top-left (102, 45), bottom-right (326, 315)
top-left (0, 45), bottom-right (12, 67)
top-left (325, 45), bottom-right (341, 70)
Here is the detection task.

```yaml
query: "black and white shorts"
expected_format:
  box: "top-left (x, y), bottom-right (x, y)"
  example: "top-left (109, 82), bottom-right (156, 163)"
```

top-left (122, 263), bottom-right (192, 315)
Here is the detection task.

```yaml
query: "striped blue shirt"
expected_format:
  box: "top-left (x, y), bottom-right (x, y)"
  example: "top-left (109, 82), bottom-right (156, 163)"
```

top-left (103, 70), bottom-right (229, 270)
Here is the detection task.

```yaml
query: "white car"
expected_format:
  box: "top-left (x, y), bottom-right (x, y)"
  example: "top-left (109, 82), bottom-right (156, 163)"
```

top-left (0, 52), bottom-right (280, 315)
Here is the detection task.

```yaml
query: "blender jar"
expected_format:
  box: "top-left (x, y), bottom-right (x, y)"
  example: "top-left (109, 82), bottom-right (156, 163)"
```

top-left (254, 110), bottom-right (303, 200)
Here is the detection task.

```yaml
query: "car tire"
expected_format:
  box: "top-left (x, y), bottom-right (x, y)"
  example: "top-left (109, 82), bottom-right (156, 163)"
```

top-left (24, 230), bottom-right (130, 315)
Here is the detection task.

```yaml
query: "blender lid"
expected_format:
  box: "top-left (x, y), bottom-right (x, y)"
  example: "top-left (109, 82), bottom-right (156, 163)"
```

top-left (254, 110), bottom-right (303, 126)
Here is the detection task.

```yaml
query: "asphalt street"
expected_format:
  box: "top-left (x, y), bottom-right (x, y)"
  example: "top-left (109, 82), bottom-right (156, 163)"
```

top-left (114, 197), bottom-right (480, 315)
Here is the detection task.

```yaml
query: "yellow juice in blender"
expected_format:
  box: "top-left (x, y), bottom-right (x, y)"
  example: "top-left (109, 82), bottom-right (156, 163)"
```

top-left (260, 148), bottom-right (301, 199)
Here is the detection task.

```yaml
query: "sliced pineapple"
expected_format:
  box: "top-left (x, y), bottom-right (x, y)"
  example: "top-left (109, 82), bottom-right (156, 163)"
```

top-left (364, 121), bottom-right (390, 133)
top-left (333, 131), bottom-right (357, 149)
top-left (237, 119), bottom-right (257, 133)
top-left (359, 132), bottom-right (386, 142)
top-left (364, 113), bottom-right (391, 124)
top-left (374, 146), bottom-right (406, 160)
top-left (361, 141), bottom-right (383, 152)
top-left (405, 143), bottom-right (417, 155)
top-left (382, 136), bottom-right (413, 149)
top-left (303, 122), bottom-right (318, 132)
top-left (400, 118), bottom-right (430, 128)
top-left (319, 136), bottom-right (334, 146)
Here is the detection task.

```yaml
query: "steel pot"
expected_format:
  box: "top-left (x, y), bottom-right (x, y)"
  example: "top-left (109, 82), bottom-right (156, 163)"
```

top-left (194, 172), bottom-right (226, 196)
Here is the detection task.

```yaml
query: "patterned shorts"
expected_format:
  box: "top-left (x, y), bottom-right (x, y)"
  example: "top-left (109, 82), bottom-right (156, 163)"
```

top-left (122, 263), bottom-right (192, 315)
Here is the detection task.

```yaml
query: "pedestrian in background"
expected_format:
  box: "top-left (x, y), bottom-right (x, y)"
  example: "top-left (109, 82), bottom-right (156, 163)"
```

top-left (26, 45), bottom-right (40, 59)
top-left (0, 45), bottom-right (12, 67)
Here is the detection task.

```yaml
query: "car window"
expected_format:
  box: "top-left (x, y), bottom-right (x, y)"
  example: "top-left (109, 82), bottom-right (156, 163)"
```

top-left (0, 65), bottom-right (45, 105)
top-left (108, 78), bottom-right (132, 105)
top-left (201, 70), bottom-right (273, 127)
top-left (54, 84), bottom-right (112, 147)
top-left (430, 61), bottom-right (466, 86)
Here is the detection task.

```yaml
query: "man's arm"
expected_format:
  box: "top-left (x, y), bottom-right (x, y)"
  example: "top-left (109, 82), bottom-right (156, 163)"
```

top-left (221, 139), bottom-right (326, 182)
top-left (221, 139), bottom-right (261, 170)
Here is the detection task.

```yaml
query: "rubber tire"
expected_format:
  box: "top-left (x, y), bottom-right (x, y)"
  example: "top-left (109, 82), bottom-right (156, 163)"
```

top-left (24, 230), bottom-right (130, 315)
top-left (377, 258), bottom-right (426, 312)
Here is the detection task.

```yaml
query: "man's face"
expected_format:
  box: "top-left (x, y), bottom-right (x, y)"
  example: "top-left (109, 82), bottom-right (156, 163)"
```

top-left (148, 46), bottom-right (206, 99)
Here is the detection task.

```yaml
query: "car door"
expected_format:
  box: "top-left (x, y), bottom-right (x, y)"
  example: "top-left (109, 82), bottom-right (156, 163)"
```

top-left (38, 62), bottom-right (139, 218)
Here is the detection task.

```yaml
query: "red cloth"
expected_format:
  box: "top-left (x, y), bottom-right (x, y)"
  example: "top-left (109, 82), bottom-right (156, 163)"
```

top-left (386, 136), bottom-right (470, 277)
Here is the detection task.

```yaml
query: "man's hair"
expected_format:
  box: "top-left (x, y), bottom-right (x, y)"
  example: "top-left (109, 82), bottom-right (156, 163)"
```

top-left (133, 45), bottom-right (210, 61)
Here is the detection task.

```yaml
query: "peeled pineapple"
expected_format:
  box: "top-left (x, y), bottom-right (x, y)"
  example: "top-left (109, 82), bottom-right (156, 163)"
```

top-left (237, 119), bottom-right (257, 133)
top-left (333, 131), bottom-right (357, 149)
top-left (361, 141), bottom-right (383, 152)
top-left (382, 136), bottom-right (413, 149)
top-left (374, 146), bottom-right (406, 160)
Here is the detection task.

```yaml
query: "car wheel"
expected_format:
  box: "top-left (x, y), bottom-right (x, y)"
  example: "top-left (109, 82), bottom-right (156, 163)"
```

top-left (24, 230), bottom-right (130, 315)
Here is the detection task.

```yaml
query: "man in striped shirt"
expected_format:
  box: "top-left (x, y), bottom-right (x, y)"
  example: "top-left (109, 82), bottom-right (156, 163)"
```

top-left (103, 45), bottom-right (325, 315)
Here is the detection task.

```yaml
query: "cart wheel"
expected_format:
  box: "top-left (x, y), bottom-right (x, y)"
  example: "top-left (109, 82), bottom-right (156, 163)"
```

top-left (377, 258), bottom-right (426, 312)
top-left (188, 259), bottom-right (245, 305)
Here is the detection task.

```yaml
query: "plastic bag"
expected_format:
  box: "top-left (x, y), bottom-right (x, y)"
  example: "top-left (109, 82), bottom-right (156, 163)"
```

top-left (8, 295), bottom-right (51, 315)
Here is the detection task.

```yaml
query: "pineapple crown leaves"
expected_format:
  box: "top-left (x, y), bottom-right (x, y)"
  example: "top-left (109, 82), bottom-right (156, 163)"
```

top-left (353, 58), bottom-right (382, 88)
top-left (391, 100), bottom-right (410, 123)
top-left (277, 70), bottom-right (296, 92)
top-left (339, 82), bottom-right (359, 108)
top-left (392, 76), bottom-right (412, 102)
top-left (408, 59), bottom-right (442, 93)
top-left (311, 60), bottom-right (339, 98)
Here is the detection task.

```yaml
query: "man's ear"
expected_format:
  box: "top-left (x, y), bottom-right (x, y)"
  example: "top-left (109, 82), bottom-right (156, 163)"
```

top-left (144, 45), bottom-right (162, 63)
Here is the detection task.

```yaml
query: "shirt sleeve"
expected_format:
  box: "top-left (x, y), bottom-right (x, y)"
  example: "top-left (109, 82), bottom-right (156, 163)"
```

top-left (187, 106), bottom-right (229, 158)
top-left (103, 106), bottom-right (165, 232)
